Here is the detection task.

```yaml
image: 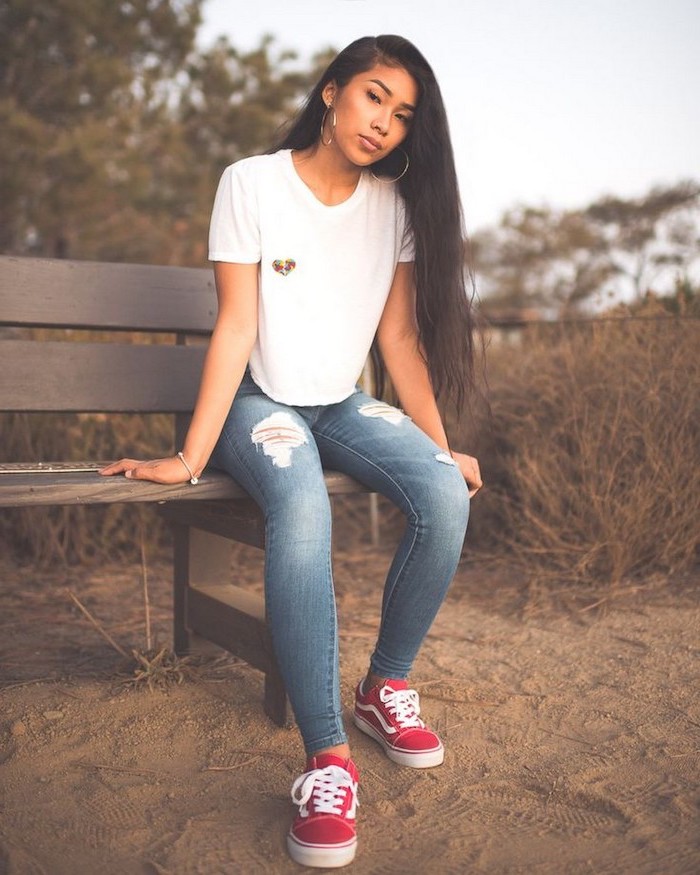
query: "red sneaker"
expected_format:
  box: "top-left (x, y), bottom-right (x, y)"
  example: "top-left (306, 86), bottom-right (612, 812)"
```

top-left (287, 754), bottom-right (359, 868)
top-left (354, 679), bottom-right (444, 768)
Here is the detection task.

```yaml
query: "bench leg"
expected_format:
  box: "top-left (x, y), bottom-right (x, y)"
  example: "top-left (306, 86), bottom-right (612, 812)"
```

top-left (263, 664), bottom-right (288, 726)
top-left (172, 523), bottom-right (289, 726)
top-left (172, 522), bottom-right (193, 655)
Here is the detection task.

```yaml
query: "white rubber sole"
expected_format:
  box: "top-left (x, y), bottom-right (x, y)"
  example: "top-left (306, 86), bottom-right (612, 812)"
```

top-left (353, 713), bottom-right (445, 768)
top-left (287, 834), bottom-right (357, 868)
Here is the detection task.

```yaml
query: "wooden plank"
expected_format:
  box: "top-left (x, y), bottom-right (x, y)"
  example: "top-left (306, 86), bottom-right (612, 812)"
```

top-left (0, 340), bottom-right (205, 411)
top-left (0, 467), bottom-right (369, 507)
top-left (160, 500), bottom-right (264, 549)
top-left (0, 256), bottom-right (217, 333)
top-left (187, 584), bottom-right (272, 673)
top-left (190, 580), bottom-right (266, 622)
top-left (0, 468), bottom-right (247, 506)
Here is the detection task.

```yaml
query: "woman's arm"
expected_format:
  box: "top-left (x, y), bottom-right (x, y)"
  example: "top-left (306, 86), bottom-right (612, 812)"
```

top-left (100, 261), bottom-right (259, 483)
top-left (377, 262), bottom-right (482, 496)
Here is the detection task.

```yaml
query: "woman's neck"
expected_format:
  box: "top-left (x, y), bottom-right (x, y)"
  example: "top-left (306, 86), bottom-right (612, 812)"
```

top-left (291, 144), bottom-right (362, 207)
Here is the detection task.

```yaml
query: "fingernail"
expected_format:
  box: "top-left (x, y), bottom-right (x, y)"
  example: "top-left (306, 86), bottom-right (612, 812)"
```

top-left (125, 470), bottom-right (132, 478)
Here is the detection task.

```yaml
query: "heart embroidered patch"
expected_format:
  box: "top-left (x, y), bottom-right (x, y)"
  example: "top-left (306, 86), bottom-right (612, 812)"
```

top-left (272, 258), bottom-right (296, 276)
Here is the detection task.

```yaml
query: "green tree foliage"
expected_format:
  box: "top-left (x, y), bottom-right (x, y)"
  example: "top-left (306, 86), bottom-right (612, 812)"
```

top-left (0, 0), bottom-right (202, 259)
top-left (0, 1), bottom-right (331, 264)
top-left (472, 181), bottom-right (700, 313)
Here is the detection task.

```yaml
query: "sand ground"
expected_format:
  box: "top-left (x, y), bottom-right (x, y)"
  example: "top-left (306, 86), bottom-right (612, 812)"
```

top-left (1, 545), bottom-right (699, 874)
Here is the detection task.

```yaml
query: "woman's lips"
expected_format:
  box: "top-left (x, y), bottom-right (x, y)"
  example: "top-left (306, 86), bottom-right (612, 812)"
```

top-left (358, 135), bottom-right (381, 152)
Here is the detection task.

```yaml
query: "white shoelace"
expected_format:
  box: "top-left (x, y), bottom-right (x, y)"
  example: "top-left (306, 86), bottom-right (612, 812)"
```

top-left (380, 685), bottom-right (426, 729)
top-left (291, 765), bottom-right (358, 818)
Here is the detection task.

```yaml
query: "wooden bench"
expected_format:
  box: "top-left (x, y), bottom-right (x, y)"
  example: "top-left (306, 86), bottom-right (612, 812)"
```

top-left (0, 255), bottom-right (370, 725)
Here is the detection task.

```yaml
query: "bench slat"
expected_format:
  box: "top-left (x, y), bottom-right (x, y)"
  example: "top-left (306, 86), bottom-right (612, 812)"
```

top-left (159, 500), bottom-right (265, 549)
top-left (0, 468), bottom-right (369, 507)
top-left (0, 256), bottom-right (217, 333)
top-left (0, 340), bottom-right (206, 411)
top-left (187, 584), bottom-right (274, 673)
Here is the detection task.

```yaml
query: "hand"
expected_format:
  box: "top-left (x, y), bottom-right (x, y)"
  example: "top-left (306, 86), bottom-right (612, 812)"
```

top-left (451, 450), bottom-right (483, 498)
top-left (99, 456), bottom-right (192, 484)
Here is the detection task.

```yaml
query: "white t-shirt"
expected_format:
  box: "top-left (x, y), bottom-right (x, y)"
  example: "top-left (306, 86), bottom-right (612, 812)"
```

top-left (208, 149), bottom-right (414, 405)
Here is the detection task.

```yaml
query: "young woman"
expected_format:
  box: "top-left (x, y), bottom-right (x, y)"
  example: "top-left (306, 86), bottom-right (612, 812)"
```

top-left (102, 34), bottom-right (482, 869)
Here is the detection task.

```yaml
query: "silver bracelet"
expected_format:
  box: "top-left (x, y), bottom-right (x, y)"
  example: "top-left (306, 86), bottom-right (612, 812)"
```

top-left (177, 452), bottom-right (199, 485)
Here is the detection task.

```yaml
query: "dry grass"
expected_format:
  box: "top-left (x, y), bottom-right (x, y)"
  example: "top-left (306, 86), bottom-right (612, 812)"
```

top-left (120, 646), bottom-right (191, 692)
top-left (65, 534), bottom-right (193, 691)
top-left (455, 305), bottom-right (700, 585)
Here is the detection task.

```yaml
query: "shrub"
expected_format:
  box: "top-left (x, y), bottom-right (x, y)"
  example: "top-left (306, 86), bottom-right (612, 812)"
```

top-left (455, 306), bottom-right (700, 584)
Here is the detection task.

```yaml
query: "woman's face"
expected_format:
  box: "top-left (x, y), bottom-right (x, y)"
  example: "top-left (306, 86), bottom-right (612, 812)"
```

top-left (322, 63), bottom-right (418, 167)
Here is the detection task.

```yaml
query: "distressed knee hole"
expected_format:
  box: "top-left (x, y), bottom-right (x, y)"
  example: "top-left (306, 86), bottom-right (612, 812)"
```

top-left (250, 412), bottom-right (307, 468)
top-left (435, 452), bottom-right (457, 466)
top-left (358, 401), bottom-right (405, 425)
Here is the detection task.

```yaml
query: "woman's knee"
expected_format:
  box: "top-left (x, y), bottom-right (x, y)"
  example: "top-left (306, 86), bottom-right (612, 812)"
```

top-left (269, 483), bottom-right (332, 534)
top-left (411, 464), bottom-right (470, 540)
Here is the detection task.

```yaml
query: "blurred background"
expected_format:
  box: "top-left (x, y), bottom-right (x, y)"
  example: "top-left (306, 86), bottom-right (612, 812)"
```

top-left (1, 1), bottom-right (698, 586)
top-left (2, 0), bottom-right (698, 309)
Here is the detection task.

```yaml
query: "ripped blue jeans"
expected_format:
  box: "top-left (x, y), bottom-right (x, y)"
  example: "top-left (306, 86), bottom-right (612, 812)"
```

top-left (210, 372), bottom-right (470, 755)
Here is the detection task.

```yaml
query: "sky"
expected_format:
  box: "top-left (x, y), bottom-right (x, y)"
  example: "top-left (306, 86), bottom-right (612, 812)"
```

top-left (198, 0), bottom-right (699, 233)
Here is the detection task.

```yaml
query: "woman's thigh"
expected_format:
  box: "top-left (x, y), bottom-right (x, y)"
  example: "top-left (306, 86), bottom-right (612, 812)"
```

top-left (210, 389), bottom-right (329, 517)
top-left (312, 391), bottom-right (469, 525)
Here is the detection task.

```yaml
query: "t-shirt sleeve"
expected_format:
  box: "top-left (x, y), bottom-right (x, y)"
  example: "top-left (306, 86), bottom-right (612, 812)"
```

top-left (397, 197), bottom-right (415, 262)
top-left (208, 161), bottom-right (261, 263)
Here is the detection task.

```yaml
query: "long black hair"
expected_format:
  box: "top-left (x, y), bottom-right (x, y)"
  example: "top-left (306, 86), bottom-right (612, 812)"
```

top-left (273, 35), bottom-right (478, 413)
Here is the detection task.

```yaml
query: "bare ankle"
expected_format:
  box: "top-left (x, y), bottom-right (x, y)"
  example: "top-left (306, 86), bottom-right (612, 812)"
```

top-left (310, 742), bottom-right (351, 762)
top-left (364, 670), bottom-right (388, 692)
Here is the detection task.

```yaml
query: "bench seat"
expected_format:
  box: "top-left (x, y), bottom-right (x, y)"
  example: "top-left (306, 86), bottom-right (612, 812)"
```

top-left (0, 465), bottom-right (364, 508)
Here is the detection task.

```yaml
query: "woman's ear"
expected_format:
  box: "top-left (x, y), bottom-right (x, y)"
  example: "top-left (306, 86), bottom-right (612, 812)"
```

top-left (321, 80), bottom-right (337, 107)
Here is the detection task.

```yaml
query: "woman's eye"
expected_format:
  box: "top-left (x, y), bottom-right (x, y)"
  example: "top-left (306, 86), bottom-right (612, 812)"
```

top-left (368, 89), bottom-right (381, 103)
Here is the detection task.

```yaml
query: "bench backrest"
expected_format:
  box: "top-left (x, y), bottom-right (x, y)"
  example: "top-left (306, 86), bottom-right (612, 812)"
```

top-left (0, 256), bottom-right (217, 413)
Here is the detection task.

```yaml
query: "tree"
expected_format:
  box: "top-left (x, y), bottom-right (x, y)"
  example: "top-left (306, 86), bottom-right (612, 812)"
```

top-left (584, 181), bottom-right (700, 303)
top-left (472, 181), bottom-right (700, 314)
top-left (0, 2), bottom-right (332, 265)
top-left (0, 0), bottom-right (202, 258)
top-left (471, 204), bottom-right (614, 314)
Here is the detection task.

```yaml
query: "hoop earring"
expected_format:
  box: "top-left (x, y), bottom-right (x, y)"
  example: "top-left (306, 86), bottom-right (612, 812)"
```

top-left (371, 147), bottom-right (410, 183)
top-left (320, 104), bottom-right (336, 146)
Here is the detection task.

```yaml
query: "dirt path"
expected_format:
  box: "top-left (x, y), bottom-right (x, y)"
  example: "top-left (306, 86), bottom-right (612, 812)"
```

top-left (1, 550), bottom-right (698, 874)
